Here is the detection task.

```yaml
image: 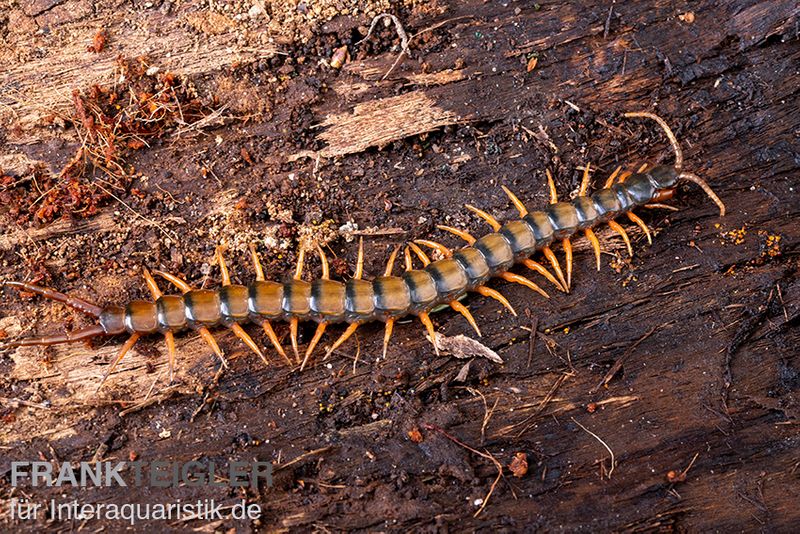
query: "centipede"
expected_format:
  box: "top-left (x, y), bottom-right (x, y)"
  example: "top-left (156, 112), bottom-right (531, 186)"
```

top-left (1, 112), bottom-right (726, 390)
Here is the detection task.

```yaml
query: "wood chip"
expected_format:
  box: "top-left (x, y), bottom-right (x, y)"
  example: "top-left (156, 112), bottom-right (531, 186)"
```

top-left (427, 334), bottom-right (503, 364)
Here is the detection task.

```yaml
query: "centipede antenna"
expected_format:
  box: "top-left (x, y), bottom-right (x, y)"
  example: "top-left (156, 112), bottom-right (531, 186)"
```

top-left (231, 323), bottom-right (269, 366)
top-left (501, 185), bottom-right (528, 217)
top-left (476, 286), bottom-right (516, 316)
top-left (96, 333), bottom-right (140, 392)
top-left (301, 322), bottom-right (327, 370)
top-left (542, 247), bottom-right (568, 291)
top-left (627, 212), bottom-right (653, 244)
top-left (522, 259), bottom-right (566, 292)
top-left (6, 324), bottom-right (106, 347)
top-left (608, 220), bottom-right (634, 257)
top-left (294, 248), bottom-right (305, 280)
top-left (501, 272), bottom-right (549, 299)
top-left (316, 245), bottom-right (330, 279)
top-left (437, 225), bottom-right (476, 245)
top-left (164, 331), bottom-right (176, 383)
top-left (289, 317), bottom-right (301, 363)
top-left (142, 269), bottom-right (163, 299)
top-left (249, 244), bottom-right (266, 281)
top-left (679, 173), bottom-right (726, 216)
top-left (584, 228), bottom-right (603, 270)
top-left (604, 165), bottom-right (623, 188)
top-left (449, 300), bottom-right (482, 337)
top-left (408, 242), bottom-right (431, 266)
top-left (198, 327), bottom-right (228, 368)
top-left (546, 169), bottom-right (558, 204)
top-left (465, 204), bottom-right (502, 231)
top-left (562, 238), bottom-right (573, 290)
top-left (418, 312), bottom-right (439, 356)
top-left (325, 322), bottom-right (359, 358)
top-left (354, 238), bottom-right (364, 279)
top-left (623, 111), bottom-right (683, 170)
top-left (2, 281), bottom-right (103, 318)
top-left (153, 270), bottom-right (192, 293)
top-left (263, 321), bottom-right (292, 366)
top-left (382, 318), bottom-right (395, 359)
top-left (578, 162), bottom-right (592, 196)
top-left (414, 239), bottom-right (452, 258)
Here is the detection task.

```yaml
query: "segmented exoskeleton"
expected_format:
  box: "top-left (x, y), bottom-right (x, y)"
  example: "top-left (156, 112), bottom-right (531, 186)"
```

top-left (2, 113), bottom-right (726, 389)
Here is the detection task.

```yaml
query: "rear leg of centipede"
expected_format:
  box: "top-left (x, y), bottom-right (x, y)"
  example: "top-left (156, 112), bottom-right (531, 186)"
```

top-left (1, 281), bottom-right (107, 348)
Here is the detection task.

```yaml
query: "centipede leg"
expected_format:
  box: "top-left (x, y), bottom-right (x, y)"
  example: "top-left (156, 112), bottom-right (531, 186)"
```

top-left (627, 212), bottom-right (652, 244)
top-left (522, 259), bottom-right (565, 292)
top-left (501, 272), bottom-right (549, 299)
top-left (562, 238), bottom-right (573, 290)
top-left (449, 300), bottom-right (481, 337)
top-left (354, 238), bottom-right (365, 279)
top-left (437, 225), bottom-right (476, 245)
top-left (289, 317), bottom-right (301, 364)
top-left (584, 228), bottom-right (602, 271)
top-left (96, 333), bottom-right (140, 391)
top-left (231, 323), bottom-right (269, 365)
top-left (476, 286), bottom-right (516, 316)
top-left (542, 247), bottom-right (568, 291)
top-left (263, 321), bottom-right (292, 366)
top-left (418, 312), bottom-right (439, 355)
top-left (465, 204), bottom-right (502, 231)
top-left (382, 318), bottom-right (395, 359)
top-left (604, 165), bottom-right (623, 187)
top-left (301, 322), bottom-right (327, 370)
top-left (164, 331), bottom-right (176, 383)
top-left (325, 322), bottom-right (360, 358)
top-left (501, 185), bottom-right (528, 217)
top-left (608, 220), bottom-right (633, 257)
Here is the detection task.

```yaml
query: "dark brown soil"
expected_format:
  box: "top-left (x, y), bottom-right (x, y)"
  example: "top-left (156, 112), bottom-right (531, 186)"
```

top-left (1, 0), bottom-right (799, 531)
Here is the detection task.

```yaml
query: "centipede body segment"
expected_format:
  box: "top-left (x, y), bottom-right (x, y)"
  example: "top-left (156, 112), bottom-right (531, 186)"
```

top-left (1, 112), bottom-right (726, 389)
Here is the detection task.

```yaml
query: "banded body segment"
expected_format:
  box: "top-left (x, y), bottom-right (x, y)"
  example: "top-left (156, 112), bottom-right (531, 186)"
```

top-left (453, 247), bottom-right (491, 287)
top-left (310, 279), bottom-right (346, 322)
top-left (248, 281), bottom-right (284, 319)
top-left (219, 285), bottom-right (249, 325)
top-left (425, 258), bottom-right (469, 303)
top-left (282, 280), bottom-right (311, 319)
top-left (473, 233), bottom-right (515, 272)
top-left (523, 211), bottom-right (555, 248)
top-left (184, 289), bottom-right (222, 328)
top-left (124, 301), bottom-right (159, 334)
top-left (372, 276), bottom-right (411, 320)
top-left (403, 269), bottom-right (439, 313)
top-left (545, 202), bottom-right (580, 239)
top-left (499, 220), bottom-right (537, 259)
top-left (345, 279), bottom-right (375, 322)
top-left (156, 295), bottom-right (187, 332)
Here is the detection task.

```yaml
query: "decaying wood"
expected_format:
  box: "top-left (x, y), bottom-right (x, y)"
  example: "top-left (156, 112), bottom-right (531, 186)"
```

top-left (1, 0), bottom-right (799, 532)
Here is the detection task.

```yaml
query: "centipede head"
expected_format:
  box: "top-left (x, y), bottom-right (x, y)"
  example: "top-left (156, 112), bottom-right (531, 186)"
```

top-left (623, 111), bottom-right (726, 216)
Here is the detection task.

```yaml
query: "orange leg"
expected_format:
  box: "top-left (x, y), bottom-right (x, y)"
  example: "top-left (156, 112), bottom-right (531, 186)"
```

top-left (608, 220), bottom-right (633, 257)
top-left (301, 322), bottom-right (327, 370)
top-left (325, 323), bottom-right (360, 358)
top-left (382, 318), bottom-right (395, 359)
top-left (501, 272), bottom-right (549, 299)
top-left (542, 247), bottom-right (568, 291)
top-left (562, 237), bottom-right (573, 290)
top-left (418, 312), bottom-right (439, 355)
top-left (96, 333), bottom-right (140, 391)
top-left (231, 323), bottom-right (268, 365)
top-left (476, 286), bottom-right (516, 316)
top-left (289, 317), bottom-right (301, 364)
top-left (584, 228), bottom-right (602, 271)
top-left (522, 259), bottom-right (565, 292)
top-left (449, 300), bottom-right (481, 336)
top-left (627, 212), bottom-right (652, 244)
top-left (263, 321), bottom-right (292, 366)
top-left (465, 204), bottom-right (502, 231)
